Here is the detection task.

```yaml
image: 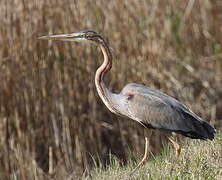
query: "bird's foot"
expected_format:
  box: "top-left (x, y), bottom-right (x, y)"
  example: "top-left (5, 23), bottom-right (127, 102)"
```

top-left (167, 136), bottom-right (181, 157)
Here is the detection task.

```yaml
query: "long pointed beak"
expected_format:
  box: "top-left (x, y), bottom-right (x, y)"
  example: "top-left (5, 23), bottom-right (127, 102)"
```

top-left (38, 32), bottom-right (85, 41)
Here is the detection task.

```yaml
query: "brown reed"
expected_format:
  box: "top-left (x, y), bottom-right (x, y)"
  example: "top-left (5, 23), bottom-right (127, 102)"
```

top-left (0, 0), bottom-right (221, 179)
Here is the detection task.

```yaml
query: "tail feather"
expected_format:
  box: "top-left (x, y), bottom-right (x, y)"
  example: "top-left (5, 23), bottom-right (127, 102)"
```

top-left (199, 120), bottom-right (216, 140)
top-left (181, 111), bottom-right (216, 140)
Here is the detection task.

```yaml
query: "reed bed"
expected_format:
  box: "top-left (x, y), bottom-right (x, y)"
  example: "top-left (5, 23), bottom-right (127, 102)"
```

top-left (0, 0), bottom-right (221, 179)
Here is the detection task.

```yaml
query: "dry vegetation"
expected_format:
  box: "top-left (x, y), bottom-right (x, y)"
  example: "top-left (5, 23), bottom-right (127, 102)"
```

top-left (90, 133), bottom-right (222, 180)
top-left (0, 0), bottom-right (221, 179)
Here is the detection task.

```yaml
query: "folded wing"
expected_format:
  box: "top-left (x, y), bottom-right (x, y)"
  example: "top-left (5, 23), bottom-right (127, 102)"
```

top-left (121, 83), bottom-right (216, 140)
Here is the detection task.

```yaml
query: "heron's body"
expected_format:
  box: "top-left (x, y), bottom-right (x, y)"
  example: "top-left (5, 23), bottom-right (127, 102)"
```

top-left (39, 30), bottom-right (216, 172)
top-left (119, 83), bottom-right (214, 140)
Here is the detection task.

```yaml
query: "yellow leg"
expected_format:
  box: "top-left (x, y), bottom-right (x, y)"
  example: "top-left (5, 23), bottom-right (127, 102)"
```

top-left (167, 136), bottom-right (181, 157)
top-left (131, 137), bottom-right (149, 174)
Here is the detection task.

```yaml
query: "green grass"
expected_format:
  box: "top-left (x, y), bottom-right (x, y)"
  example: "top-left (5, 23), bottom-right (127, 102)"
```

top-left (88, 133), bottom-right (222, 180)
top-left (0, 1), bottom-right (222, 178)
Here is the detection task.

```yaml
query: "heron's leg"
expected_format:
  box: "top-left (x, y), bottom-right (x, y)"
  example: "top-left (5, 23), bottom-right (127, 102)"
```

top-left (167, 136), bottom-right (181, 157)
top-left (131, 131), bottom-right (153, 174)
top-left (131, 137), bottom-right (148, 174)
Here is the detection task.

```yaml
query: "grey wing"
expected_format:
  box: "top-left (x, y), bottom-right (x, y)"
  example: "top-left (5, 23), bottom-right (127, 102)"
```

top-left (121, 83), bottom-right (216, 140)
top-left (125, 91), bottom-right (188, 131)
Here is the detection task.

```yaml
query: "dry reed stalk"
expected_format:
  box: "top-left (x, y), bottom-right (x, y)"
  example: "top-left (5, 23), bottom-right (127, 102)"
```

top-left (0, 0), bottom-right (221, 178)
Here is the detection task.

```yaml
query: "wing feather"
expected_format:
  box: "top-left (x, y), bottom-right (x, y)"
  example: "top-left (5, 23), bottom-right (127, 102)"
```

top-left (125, 91), bottom-right (188, 131)
top-left (120, 83), bottom-right (216, 139)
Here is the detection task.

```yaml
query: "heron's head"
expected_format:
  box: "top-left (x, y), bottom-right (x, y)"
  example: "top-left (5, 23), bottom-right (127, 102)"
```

top-left (39, 30), bottom-right (103, 44)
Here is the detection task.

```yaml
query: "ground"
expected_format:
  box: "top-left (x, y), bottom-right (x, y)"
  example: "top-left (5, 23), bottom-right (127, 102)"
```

top-left (89, 133), bottom-right (222, 180)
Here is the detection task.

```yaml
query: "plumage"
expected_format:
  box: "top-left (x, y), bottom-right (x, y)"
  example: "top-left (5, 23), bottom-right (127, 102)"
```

top-left (119, 83), bottom-right (216, 140)
top-left (39, 31), bottom-right (216, 140)
top-left (40, 30), bottom-right (216, 173)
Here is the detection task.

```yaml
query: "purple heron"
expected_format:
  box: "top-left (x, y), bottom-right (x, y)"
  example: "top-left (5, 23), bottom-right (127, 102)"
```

top-left (39, 30), bottom-right (216, 172)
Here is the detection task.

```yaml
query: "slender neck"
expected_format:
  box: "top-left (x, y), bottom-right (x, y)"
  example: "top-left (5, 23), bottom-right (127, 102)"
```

top-left (95, 42), bottom-right (112, 89)
top-left (95, 40), bottom-right (117, 113)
